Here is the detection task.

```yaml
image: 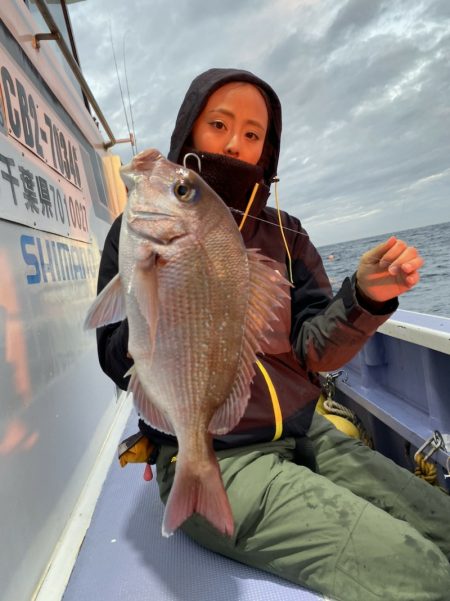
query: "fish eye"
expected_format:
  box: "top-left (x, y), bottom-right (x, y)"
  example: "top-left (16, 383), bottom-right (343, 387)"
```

top-left (174, 180), bottom-right (196, 203)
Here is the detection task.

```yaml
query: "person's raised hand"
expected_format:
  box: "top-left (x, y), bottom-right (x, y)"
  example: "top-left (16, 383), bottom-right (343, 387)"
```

top-left (355, 236), bottom-right (424, 304)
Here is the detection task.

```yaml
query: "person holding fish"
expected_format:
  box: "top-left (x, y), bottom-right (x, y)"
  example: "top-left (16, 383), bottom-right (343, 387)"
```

top-left (90, 69), bottom-right (450, 601)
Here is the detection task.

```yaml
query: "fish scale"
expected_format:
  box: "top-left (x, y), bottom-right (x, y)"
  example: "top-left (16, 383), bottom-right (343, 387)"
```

top-left (154, 251), bottom-right (239, 417)
top-left (159, 255), bottom-right (236, 420)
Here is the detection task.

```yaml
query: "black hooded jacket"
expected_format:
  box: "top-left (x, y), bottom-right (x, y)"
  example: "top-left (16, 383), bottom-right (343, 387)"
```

top-left (96, 68), bottom-right (397, 449)
top-left (168, 68), bottom-right (281, 187)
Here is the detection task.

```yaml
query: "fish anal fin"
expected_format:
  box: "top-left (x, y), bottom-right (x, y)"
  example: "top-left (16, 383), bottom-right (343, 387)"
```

top-left (208, 367), bottom-right (254, 435)
top-left (84, 274), bottom-right (125, 329)
top-left (162, 453), bottom-right (234, 538)
top-left (128, 370), bottom-right (175, 436)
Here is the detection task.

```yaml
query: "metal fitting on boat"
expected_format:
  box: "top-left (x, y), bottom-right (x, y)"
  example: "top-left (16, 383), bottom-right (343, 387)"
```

top-left (414, 431), bottom-right (445, 463)
top-left (322, 370), bottom-right (348, 400)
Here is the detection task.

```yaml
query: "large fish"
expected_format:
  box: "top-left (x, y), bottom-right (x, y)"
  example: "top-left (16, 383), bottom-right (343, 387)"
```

top-left (85, 149), bottom-right (290, 537)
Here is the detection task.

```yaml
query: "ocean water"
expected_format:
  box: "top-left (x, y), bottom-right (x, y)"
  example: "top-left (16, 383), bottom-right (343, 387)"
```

top-left (317, 221), bottom-right (450, 318)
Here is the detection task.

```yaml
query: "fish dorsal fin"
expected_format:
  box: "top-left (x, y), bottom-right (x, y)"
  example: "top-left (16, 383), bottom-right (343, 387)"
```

top-left (128, 367), bottom-right (175, 436)
top-left (208, 250), bottom-right (291, 435)
top-left (84, 274), bottom-right (126, 329)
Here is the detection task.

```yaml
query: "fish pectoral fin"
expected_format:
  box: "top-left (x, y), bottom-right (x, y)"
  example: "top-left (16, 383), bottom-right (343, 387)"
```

top-left (124, 365), bottom-right (136, 378)
top-left (84, 274), bottom-right (126, 329)
top-left (133, 258), bottom-right (159, 351)
top-left (245, 249), bottom-right (292, 352)
top-left (128, 369), bottom-right (175, 436)
top-left (209, 250), bottom-right (292, 436)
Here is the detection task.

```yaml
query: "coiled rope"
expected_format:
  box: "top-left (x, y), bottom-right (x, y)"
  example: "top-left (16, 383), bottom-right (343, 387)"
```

top-left (321, 396), bottom-right (373, 448)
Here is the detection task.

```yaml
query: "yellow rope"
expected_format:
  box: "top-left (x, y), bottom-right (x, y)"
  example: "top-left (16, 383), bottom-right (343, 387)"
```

top-left (414, 453), bottom-right (437, 485)
top-left (239, 182), bottom-right (260, 231)
top-left (256, 359), bottom-right (283, 441)
top-left (274, 179), bottom-right (293, 283)
top-left (238, 178), bottom-right (293, 284)
top-left (321, 396), bottom-right (373, 448)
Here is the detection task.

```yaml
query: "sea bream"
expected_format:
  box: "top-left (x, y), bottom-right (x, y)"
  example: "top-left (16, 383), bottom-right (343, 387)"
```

top-left (85, 149), bottom-right (290, 537)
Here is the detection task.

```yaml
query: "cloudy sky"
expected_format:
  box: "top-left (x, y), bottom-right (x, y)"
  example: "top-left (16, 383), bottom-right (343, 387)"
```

top-left (69, 0), bottom-right (450, 246)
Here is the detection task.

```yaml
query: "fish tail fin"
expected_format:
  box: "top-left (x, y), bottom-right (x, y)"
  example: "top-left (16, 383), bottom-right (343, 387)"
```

top-left (162, 454), bottom-right (234, 538)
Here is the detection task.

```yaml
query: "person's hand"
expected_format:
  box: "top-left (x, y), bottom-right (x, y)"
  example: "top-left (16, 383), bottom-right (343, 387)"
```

top-left (355, 236), bottom-right (424, 303)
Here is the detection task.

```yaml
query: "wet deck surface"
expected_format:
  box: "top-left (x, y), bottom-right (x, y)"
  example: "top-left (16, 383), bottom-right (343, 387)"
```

top-left (63, 413), bottom-right (326, 601)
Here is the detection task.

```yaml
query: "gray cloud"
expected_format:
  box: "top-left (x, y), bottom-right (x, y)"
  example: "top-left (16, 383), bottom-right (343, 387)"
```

top-left (69, 0), bottom-right (450, 245)
top-left (326, 0), bottom-right (386, 47)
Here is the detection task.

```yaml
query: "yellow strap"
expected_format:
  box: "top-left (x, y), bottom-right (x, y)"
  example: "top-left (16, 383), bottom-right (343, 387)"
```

top-left (168, 360), bottom-right (283, 450)
top-left (256, 359), bottom-right (283, 441)
top-left (239, 182), bottom-right (260, 231)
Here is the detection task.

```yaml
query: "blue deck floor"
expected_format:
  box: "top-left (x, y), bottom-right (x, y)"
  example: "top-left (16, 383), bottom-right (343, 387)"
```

top-left (63, 413), bottom-right (327, 601)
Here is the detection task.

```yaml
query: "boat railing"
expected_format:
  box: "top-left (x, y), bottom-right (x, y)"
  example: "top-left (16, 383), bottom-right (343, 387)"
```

top-left (327, 309), bottom-right (450, 471)
top-left (32, 0), bottom-right (131, 150)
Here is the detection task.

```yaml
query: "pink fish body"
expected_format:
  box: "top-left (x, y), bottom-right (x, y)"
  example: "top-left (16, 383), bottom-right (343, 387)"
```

top-left (85, 149), bottom-right (290, 537)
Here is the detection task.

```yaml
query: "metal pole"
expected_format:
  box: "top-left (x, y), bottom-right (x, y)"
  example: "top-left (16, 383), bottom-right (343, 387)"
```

top-left (33, 0), bottom-right (118, 149)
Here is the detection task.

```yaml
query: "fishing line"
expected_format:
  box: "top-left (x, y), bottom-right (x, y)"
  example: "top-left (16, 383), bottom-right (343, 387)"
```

top-left (181, 152), bottom-right (310, 239)
top-left (109, 21), bottom-right (134, 155)
top-left (273, 176), bottom-right (294, 282)
top-left (123, 33), bottom-right (138, 154)
top-left (229, 208), bottom-right (310, 238)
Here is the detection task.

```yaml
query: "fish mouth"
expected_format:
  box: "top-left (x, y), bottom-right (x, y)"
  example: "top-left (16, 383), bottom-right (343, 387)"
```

top-left (128, 210), bottom-right (186, 245)
top-left (129, 210), bottom-right (176, 221)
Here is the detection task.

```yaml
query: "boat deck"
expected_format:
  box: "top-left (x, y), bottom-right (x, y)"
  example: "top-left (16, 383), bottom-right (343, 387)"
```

top-left (62, 413), bottom-right (327, 601)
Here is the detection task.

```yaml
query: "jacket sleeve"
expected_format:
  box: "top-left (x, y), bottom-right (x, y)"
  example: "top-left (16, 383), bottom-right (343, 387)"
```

top-left (96, 214), bottom-right (133, 390)
top-left (289, 220), bottom-right (398, 373)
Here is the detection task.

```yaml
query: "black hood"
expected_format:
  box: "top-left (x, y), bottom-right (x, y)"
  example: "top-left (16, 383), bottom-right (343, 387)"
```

top-left (168, 68), bottom-right (282, 187)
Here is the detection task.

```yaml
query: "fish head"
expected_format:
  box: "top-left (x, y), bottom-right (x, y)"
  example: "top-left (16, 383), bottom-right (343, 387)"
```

top-left (120, 149), bottom-right (224, 248)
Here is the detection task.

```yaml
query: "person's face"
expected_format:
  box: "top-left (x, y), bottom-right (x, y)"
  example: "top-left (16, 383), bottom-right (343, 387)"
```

top-left (191, 82), bottom-right (268, 165)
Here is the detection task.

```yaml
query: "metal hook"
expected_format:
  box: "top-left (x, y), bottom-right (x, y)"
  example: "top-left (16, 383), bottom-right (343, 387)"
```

top-left (323, 370), bottom-right (348, 400)
top-left (414, 431), bottom-right (445, 463)
top-left (183, 152), bottom-right (201, 173)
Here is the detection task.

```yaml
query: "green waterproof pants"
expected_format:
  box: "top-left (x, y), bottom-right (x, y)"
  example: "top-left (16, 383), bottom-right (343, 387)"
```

top-left (155, 413), bottom-right (450, 601)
